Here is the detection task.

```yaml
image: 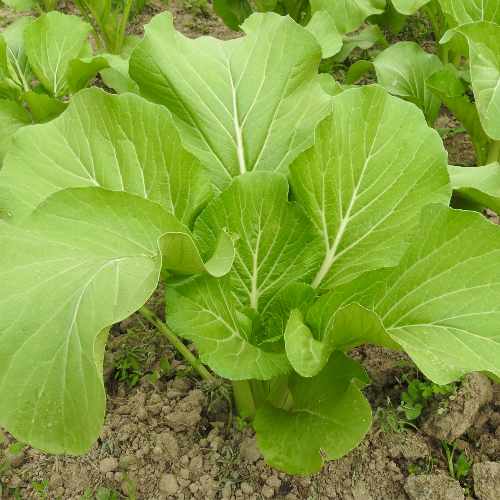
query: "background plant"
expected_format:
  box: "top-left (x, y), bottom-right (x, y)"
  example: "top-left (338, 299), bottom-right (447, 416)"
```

top-left (0, 12), bottom-right (109, 162)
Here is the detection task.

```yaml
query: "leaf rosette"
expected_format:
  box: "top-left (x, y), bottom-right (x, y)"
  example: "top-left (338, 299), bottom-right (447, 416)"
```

top-left (2, 12), bottom-right (500, 479)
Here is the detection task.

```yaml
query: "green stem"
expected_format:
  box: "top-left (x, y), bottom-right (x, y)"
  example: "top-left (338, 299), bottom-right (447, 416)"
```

top-left (422, 5), bottom-right (441, 42)
top-left (473, 140), bottom-right (485, 166)
top-left (435, 0), bottom-right (447, 37)
top-left (250, 379), bottom-right (267, 409)
top-left (451, 53), bottom-right (462, 68)
top-left (72, 0), bottom-right (103, 50)
top-left (300, 3), bottom-right (311, 26)
top-left (35, 2), bottom-right (43, 14)
top-left (232, 380), bottom-right (258, 420)
top-left (423, 4), bottom-right (446, 64)
top-left (138, 305), bottom-right (213, 380)
top-left (486, 140), bottom-right (500, 165)
top-left (266, 373), bottom-right (291, 409)
top-left (116, 0), bottom-right (134, 54)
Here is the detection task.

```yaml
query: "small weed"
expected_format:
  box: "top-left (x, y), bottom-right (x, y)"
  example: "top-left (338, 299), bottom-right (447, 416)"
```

top-left (32, 478), bottom-right (50, 499)
top-left (182, 0), bottom-right (210, 17)
top-left (318, 58), bottom-right (347, 76)
top-left (150, 357), bottom-right (170, 382)
top-left (236, 407), bottom-right (253, 432)
top-left (393, 360), bottom-right (465, 421)
top-left (121, 461), bottom-right (136, 500)
top-left (442, 441), bottom-right (472, 481)
top-left (80, 486), bottom-right (118, 500)
top-left (110, 329), bottom-right (155, 386)
top-left (201, 380), bottom-right (234, 432)
top-left (374, 398), bottom-right (418, 437)
top-left (214, 447), bottom-right (243, 492)
top-left (408, 455), bottom-right (438, 475)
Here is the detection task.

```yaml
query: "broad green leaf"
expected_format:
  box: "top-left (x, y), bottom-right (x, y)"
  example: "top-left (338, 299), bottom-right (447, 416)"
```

top-left (97, 36), bottom-right (141, 94)
top-left (332, 25), bottom-right (389, 62)
top-left (129, 12), bottom-right (331, 191)
top-left (99, 59), bottom-right (140, 94)
top-left (441, 22), bottom-right (500, 139)
top-left (289, 85), bottom-right (451, 291)
top-left (255, 0), bottom-right (278, 12)
top-left (0, 88), bottom-right (213, 228)
top-left (158, 228), bottom-right (235, 278)
top-left (0, 187), bottom-right (218, 454)
top-left (65, 56), bottom-right (109, 94)
top-left (305, 11), bottom-right (342, 59)
top-left (438, 0), bottom-right (500, 25)
top-left (23, 12), bottom-right (93, 98)
top-left (254, 351), bottom-right (371, 476)
top-left (213, 0), bottom-right (253, 30)
top-left (315, 203), bottom-right (500, 385)
top-left (310, 0), bottom-right (385, 35)
top-left (343, 60), bottom-right (374, 85)
top-left (437, 13), bottom-right (469, 60)
top-left (0, 36), bottom-right (16, 85)
top-left (0, 100), bottom-right (31, 164)
top-left (391, 0), bottom-right (431, 15)
top-left (22, 91), bottom-right (68, 124)
top-left (373, 42), bottom-right (443, 125)
top-left (194, 171), bottom-right (324, 313)
top-left (0, 79), bottom-right (22, 103)
top-left (286, 303), bottom-right (400, 376)
top-left (317, 74), bottom-right (343, 95)
top-left (2, 17), bottom-right (36, 89)
top-left (264, 282), bottom-right (317, 342)
top-left (2, 0), bottom-right (37, 10)
top-left (284, 309), bottom-right (324, 376)
top-left (164, 274), bottom-right (292, 380)
top-left (426, 68), bottom-right (488, 162)
top-left (367, 0), bottom-right (406, 35)
top-left (119, 35), bottom-right (141, 59)
top-left (448, 163), bottom-right (500, 212)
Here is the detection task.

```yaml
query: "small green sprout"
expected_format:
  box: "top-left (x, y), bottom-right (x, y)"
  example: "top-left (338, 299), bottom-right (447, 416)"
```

top-left (32, 478), bottom-right (50, 499)
top-left (442, 440), bottom-right (473, 481)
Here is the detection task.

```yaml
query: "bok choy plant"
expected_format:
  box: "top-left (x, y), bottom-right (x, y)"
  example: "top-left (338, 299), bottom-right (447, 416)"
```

top-left (345, 0), bottom-right (500, 177)
top-left (72, 0), bottom-right (143, 55)
top-left (0, 12), bottom-right (108, 160)
top-left (2, 12), bottom-right (500, 476)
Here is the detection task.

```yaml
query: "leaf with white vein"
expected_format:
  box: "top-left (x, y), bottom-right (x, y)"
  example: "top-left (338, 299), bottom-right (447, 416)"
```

top-left (23, 12), bottom-right (93, 98)
top-left (0, 187), bottom-right (227, 455)
top-left (129, 12), bottom-right (331, 191)
top-left (373, 42), bottom-right (443, 126)
top-left (309, 203), bottom-right (500, 385)
top-left (289, 85), bottom-right (451, 291)
top-left (438, 0), bottom-right (500, 25)
top-left (0, 87), bottom-right (213, 228)
top-left (441, 22), bottom-right (500, 139)
top-left (310, 0), bottom-right (385, 35)
top-left (164, 273), bottom-right (292, 380)
top-left (194, 171), bottom-right (324, 313)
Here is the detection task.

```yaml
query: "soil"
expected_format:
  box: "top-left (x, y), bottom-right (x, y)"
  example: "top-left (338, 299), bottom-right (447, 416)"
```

top-left (0, 4), bottom-right (497, 500)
